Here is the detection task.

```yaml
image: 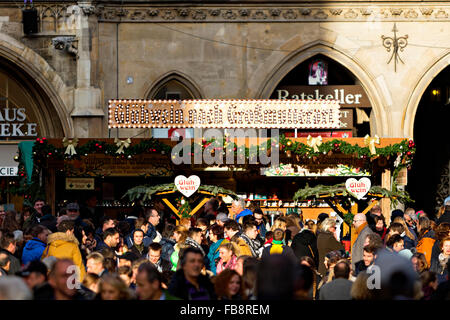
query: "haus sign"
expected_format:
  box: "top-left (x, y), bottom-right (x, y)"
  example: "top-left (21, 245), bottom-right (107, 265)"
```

top-left (274, 85), bottom-right (370, 109)
top-left (108, 99), bottom-right (341, 129)
top-left (0, 108), bottom-right (38, 137)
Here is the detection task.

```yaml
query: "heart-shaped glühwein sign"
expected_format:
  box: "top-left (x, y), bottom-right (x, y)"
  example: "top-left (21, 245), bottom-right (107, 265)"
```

top-left (175, 175), bottom-right (201, 197)
top-left (345, 177), bottom-right (371, 200)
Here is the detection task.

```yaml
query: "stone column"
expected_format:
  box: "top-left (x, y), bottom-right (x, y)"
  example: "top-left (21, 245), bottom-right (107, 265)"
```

top-left (68, 2), bottom-right (104, 138)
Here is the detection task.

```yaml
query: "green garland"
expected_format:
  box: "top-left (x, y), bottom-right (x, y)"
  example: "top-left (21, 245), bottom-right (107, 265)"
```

top-left (16, 136), bottom-right (415, 203)
top-left (123, 183), bottom-right (237, 201)
top-left (294, 183), bottom-right (414, 225)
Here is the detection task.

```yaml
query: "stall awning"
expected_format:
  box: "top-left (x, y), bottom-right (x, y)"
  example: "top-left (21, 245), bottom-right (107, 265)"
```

top-left (0, 144), bottom-right (19, 176)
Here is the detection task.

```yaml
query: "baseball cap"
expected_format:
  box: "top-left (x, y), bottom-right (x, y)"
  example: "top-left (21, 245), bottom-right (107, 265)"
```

top-left (17, 260), bottom-right (48, 278)
top-left (216, 213), bottom-right (229, 223)
top-left (66, 203), bottom-right (80, 211)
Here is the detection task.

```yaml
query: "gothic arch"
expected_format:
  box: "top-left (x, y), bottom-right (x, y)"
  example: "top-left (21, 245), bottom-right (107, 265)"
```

top-left (403, 51), bottom-right (450, 139)
top-left (0, 33), bottom-right (72, 137)
top-left (144, 71), bottom-right (204, 99)
top-left (256, 40), bottom-right (389, 136)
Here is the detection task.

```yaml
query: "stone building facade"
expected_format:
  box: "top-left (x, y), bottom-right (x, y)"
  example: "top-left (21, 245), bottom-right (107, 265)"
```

top-left (0, 0), bottom-right (448, 140)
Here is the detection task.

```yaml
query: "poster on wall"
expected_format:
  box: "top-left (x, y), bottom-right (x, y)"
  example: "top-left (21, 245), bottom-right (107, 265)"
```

top-left (308, 59), bottom-right (328, 85)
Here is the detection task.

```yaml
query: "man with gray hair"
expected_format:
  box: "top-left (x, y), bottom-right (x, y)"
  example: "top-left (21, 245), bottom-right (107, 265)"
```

top-left (233, 198), bottom-right (252, 222)
top-left (0, 276), bottom-right (32, 300)
top-left (437, 196), bottom-right (450, 225)
top-left (351, 213), bottom-right (374, 270)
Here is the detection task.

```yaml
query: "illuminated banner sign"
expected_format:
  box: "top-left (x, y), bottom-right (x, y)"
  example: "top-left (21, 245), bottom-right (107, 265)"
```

top-left (108, 99), bottom-right (341, 129)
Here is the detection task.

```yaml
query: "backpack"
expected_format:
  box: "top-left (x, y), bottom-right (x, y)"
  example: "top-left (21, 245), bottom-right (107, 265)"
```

top-left (416, 237), bottom-right (436, 266)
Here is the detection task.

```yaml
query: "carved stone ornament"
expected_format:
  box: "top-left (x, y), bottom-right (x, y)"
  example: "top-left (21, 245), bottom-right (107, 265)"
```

top-left (162, 10), bottom-right (176, 20)
top-left (404, 9), bottom-right (418, 19)
top-left (314, 10), bottom-right (328, 20)
top-left (209, 9), bottom-right (220, 16)
top-left (239, 9), bottom-right (250, 17)
top-left (222, 10), bottom-right (237, 20)
top-left (390, 9), bottom-right (403, 16)
top-left (269, 9), bottom-right (281, 17)
top-left (360, 8), bottom-right (372, 16)
top-left (252, 10), bottom-right (268, 20)
top-left (79, 4), bottom-right (96, 16)
top-left (344, 9), bottom-right (358, 19)
top-left (435, 9), bottom-right (448, 18)
top-left (283, 9), bottom-right (297, 19)
top-left (192, 10), bottom-right (206, 20)
top-left (147, 9), bottom-right (159, 17)
top-left (130, 10), bottom-right (145, 20)
top-left (52, 36), bottom-right (78, 59)
top-left (177, 9), bottom-right (190, 17)
top-left (420, 8), bottom-right (434, 16)
top-left (329, 9), bottom-right (343, 16)
top-left (300, 8), bottom-right (311, 16)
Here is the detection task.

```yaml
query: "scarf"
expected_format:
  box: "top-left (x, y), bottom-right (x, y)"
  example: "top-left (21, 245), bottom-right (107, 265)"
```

top-left (217, 254), bottom-right (237, 274)
top-left (134, 243), bottom-right (145, 254)
top-left (185, 237), bottom-right (205, 256)
top-left (240, 234), bottom-right (259, 257)
top-left (270, 240), bottom-right (284, 255)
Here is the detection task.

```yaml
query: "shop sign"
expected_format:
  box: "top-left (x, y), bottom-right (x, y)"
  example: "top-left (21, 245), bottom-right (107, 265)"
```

top-left (0, 167), bottom-right (18, 176)
top-left (65, 178), bottom-right (95, 190)
top-left (0, 108), bottom-right (38, 137)
top-left (175, 175), bottom-right (200, 197)
top-left (262, 164), bottom-right (370, 177)
top-left (274, 85), bottom-right (370, 108)
top-left (345, 177), bottom-right (371, 199)
top-left (64, 154), bottom-right (173, 177)
top-left (395, 167), bottom-right (408, 186)
top-left (108, 99), bottom-right (341, 129)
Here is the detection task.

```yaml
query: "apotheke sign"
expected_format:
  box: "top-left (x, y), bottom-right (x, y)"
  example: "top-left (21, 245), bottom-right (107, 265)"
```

top-left (275, 85), bottom-right (370, 109)
top-left (0, 108), bottom-right (38, 137)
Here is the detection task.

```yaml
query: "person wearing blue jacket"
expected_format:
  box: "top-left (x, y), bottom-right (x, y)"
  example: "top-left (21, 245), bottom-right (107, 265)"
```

top-left (22, 225), bottom-right (49, 265)
top-left (206, 224), bottom-right (229, 275)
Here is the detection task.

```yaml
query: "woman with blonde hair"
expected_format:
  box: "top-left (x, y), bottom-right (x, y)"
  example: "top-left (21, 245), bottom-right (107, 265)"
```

top-left (97, 274), bottom-right (133, 300)
top-left (170, 225), bottom-right (189, 271)
top-left (82, 273), bottom-right (101, 294)
top-left (216, 242), bottom-right (240, 274)
top-left (392, 216), bottom-right (417, 249)
top-left (316, 218), bottom-right (344, 276)
top-left (286, 215), bottom-right (302, 240)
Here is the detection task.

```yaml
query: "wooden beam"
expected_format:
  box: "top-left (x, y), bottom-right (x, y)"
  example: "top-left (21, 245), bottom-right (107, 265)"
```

top-left (162, 198), bottom-right (181, 219)
top-left (381, 169), bottom-right (392, 226)
top-left (362, 200), bottom-right (379, 215)
top-left (189, 197), bottom-right (210, 217)
top-left (45, 167), bottom-right (56, 215)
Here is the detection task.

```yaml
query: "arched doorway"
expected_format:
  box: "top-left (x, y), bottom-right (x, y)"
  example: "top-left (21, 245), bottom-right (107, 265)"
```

top-left (0, 57), bottom-right (66, 139)
top-left (268, 54), bottom-right (373, 138)
top-left (408, 66), bottom-right (450, 215)
top-left (147, 72), bottom-right (203, 139)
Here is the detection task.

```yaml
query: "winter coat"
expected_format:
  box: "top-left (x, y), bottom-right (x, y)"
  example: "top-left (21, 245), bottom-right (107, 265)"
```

top-left (317, 231), bottom-right (344, 276)
top-left (291, 229), bottom-right (319, 267)
top-left (129, 244), bottom-right (149, 258)
top-left (185, 237), bottom-right (205, 256)
top-left (159, 237), bottom-right (176, 261)
top-left (233, 237), bottom-right (252, 257)
top-left (0, 248), bottom-right (20, 275)
top-left (351, 223), bottom-right (374, 269)
top-left (318, 278), bottom-right (353, 300)
top-left (239, 233), bottom-right (262, 258)
top-left (416, 229), bottom-right (436, 266)
top-left (41, 232), bottom-right (86, 281)
top-left (22, 238), bottom-right (47, 265)
top-left (168, 269), bottom-right (216, 300)
top-left (125, 232), bottom-right (151, 249)
top-left (436, 210), bottom-right (450, 225)
top-left (206, 238), bottom-right (227, 275)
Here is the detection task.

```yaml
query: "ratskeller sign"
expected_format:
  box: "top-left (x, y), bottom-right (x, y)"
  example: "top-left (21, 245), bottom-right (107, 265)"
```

top-left (108, 99), bottom-right (341, 129)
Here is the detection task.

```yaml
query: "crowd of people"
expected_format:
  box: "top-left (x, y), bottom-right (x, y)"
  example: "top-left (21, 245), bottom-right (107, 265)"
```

top-left (0, 195), bottom-right (449, 300)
